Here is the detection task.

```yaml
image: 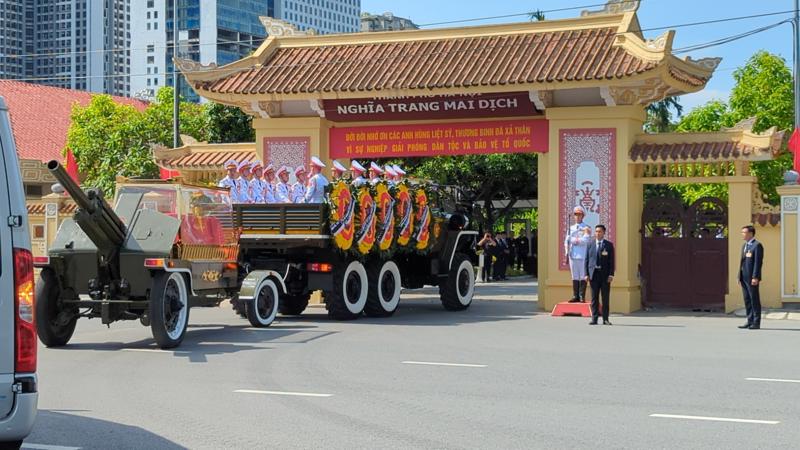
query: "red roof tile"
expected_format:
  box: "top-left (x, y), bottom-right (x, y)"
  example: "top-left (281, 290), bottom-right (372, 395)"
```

top-left (27, 202), bottom-right (77, 215)
top-left (197, 27), bottom-right (661, 96)
top-left (158, 149), bottom-right (258, 169)
top-left (0, 81), bottom-right (148, 163)
top-left (629, 141), bottom-right (765, 162)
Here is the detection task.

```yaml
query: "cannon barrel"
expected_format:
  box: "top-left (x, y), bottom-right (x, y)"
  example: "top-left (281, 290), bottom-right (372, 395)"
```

top-left (47, 159), bottom-right (127, 248)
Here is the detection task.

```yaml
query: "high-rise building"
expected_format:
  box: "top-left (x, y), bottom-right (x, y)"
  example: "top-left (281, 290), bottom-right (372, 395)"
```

top-left (0, 0), bottom-right (131, 96)
top-left (130, 0), bottom-right (361, 102)
top-left (360, 11), bottom-right (418, 32)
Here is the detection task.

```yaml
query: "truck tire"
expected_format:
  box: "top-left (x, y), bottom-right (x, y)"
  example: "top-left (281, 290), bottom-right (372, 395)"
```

top-left (326, 260), bottom-right (368, 320)
top-left (246, 278), bottom-right (279, 327)
top-left (439, 253), bottom-right (475, 311)
top-left (35, 268), bottom-right (78, 347)
top-left (365, 260), bottom-right (401, 317)
top-left (230, 294), bottom-right (247, 318)
top-left (150, 272), bottom-right (190, 349)
top-left (279, 293), bottom-right (310, 316)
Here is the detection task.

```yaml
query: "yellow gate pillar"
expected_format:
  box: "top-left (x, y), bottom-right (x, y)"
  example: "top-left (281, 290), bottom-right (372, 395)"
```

top-left (539, 106), bottom-right (645, 313)
top-left (724, 176), bottom-right (756, 312)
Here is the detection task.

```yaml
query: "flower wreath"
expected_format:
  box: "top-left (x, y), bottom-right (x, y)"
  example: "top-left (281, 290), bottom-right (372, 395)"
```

top-left (394, 181), bottom-right (414, 249)
top-left (412, 185), bottom-right (432, 253)
top-left (325, 180), bottom-right (355, 251)
top-left (373, 182), bottom-right (395, 254)
top-left (353, 185), bottom-right (377, 255)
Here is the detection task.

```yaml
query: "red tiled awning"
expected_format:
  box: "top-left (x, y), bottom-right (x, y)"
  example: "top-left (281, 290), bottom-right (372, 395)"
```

top-left (630, 141), bottom-right (765, 162)
top-left (27, 203), bottom-right (77, 215)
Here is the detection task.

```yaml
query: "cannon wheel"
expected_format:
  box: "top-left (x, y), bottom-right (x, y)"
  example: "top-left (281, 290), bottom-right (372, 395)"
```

top-left (35, 268), bottom-right (78, 347)
top-left (325, 260), bottom-right (367, 320)
top-left (364, 260), bottom-right (401, 317)
top-left (149, 271), bottom-right (190, 349)
top-left (439, 253), bottom-right (475, 311)
top-left (279, 293), bottom-right (310, 316)
top-left (245, 278), bottom-right (279, 327)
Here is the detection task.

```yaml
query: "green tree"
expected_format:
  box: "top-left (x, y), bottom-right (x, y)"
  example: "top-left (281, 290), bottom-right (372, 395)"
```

top-left (411, 153), bottom-right (538, 231)
top-left (644, 97), bottom-right (683, 133)
top-left (141, 87), bottom-right (209, 147)
top-left (674, 100), bottom-right (732, 132)
top-left (206, 102), bottom-right (255, 143)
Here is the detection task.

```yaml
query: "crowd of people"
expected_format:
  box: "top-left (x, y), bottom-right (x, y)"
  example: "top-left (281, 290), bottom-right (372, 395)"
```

top-left (218, 157), bottom-right (407, 204)
top-left (477, 230), bottom-right (532, 282)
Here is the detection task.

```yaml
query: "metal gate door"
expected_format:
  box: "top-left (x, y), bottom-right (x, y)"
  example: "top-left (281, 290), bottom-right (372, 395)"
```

top-left (640, 196), bottom-right (728, 310)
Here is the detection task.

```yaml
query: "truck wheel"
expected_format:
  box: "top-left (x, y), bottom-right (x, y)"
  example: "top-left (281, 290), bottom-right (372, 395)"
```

top-left (439, 253), bottom-right (475, 311)
top-left (279, 293), bottom-right (310, 316)
top-left (230, 294), bottom-right (247, 318)
top-left (326, 260), bottom-right (368, 320)
top-left (35, 268), bottom-right (77, 347)
top-left (246, 278), bottom-right (279, 327)
top-left (365, 260), bottom-right (401, 317)
top-left (149, 272), bottom-right (190, 349)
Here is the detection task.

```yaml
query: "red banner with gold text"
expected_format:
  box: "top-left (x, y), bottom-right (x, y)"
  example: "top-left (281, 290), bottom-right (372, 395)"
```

top-left (329, 119), bottom-right (548, 159)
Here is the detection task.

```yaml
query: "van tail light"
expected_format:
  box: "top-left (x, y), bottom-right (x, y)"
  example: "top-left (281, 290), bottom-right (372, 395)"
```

top-left (14, 248), bottom-right (37, 373)
top-left (307, 263), bottom-right (333, 273)
top-left (33, 256), bottom-right (50, 267)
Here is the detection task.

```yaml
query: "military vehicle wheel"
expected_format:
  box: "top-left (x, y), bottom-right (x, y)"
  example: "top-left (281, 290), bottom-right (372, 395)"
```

top-left (150, 272), bottom-right (190, 349)
top-left (230, 294), bottom-right (247, 318)
top-left (364, 260), bottom-right (401, 317)
top-left (326, 260), bottom-right (367, 320)
top-left (439, 253), bottom-right (475, 311)
top-left (35, 268), bottom-right (77, 347)
top-left (246, 278), bottom-right (279, 327)
top-left (279, 293), bottom-right (310, 316)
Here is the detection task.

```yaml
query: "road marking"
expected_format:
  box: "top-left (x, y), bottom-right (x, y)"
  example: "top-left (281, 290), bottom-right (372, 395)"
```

top-left (401, 361), bottom-right (487, 368)
top-left (22, 444), bottom-right (82, 450)
top-left (234, 389), bottom-right (333, 398)
top-left (746, 377), bottom-right (800, 384)
top-left (649, 414), bottom-right (780, 425)
top-left (121, 348), bottom-right (173, 353)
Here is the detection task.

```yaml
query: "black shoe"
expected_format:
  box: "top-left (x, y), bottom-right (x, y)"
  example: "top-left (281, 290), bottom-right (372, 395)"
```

top-left (749, 324), bottom-right (760, 330)
top-left (738, 323), bottom-right (752, 329)
top-left (603, 320), bottom-right (612, 325)
top-left (589, 320), bottom-right (598, 325)
top-left (568, 298), bottom-right (580, 303)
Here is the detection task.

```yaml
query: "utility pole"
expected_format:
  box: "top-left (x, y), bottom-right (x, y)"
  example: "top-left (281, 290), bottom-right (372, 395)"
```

top-left (173, 0), bottom-right (180, 150)
top-left (795, 0), bottom-right (799, 130)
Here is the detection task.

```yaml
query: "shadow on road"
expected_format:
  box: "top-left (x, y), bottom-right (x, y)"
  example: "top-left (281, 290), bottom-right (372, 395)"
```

top-left (25, 410), bottom-right (184, 449)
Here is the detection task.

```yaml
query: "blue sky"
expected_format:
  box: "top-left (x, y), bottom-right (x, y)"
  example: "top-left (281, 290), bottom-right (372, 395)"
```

top-left (361, 0), bottom-right (796, 115)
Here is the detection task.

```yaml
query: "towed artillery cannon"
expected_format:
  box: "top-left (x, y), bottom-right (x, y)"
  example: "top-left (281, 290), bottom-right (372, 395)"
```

top-left (35, 160), bottom-right (239, 348)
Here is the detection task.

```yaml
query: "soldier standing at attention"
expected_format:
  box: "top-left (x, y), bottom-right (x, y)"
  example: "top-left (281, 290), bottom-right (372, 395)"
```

top-left (236, 161), bottom-right (254, 204)
top-left (292, 166), bottom-right (308, 203)
top-left (564, 206), bottom-right (592, 302)
top-left (262, 163), bottom-right (277, 203)
top-left (384, 165), bottom-right (398, 186)
top-left (275, 166), bottom-right (292, 203)
top-left (368, 162), bottom-right (384, 185)
top-left (218, 159), bottom-right (240, 203)
top-left (250, 162), bottom-right (265, 203)
top-left (393, 164), bottom-right (406, 182)
top-left (351, 161), bottom-right (367, 187)
top-left (304, 157), bottom-right (329, 203)
top-left (332, 160), bottom-right (348, 180)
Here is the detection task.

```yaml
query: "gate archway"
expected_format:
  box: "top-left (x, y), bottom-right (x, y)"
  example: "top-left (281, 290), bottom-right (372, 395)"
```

top-left (640, 196), bottom-right (728, 310)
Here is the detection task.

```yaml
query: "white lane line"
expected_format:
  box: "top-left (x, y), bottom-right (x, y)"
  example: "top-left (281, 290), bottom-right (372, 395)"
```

top-left (401, 361), bottom-right (487, 368)
top-left (746, 377), bottom-right (800, 384)
top-left (234, 389), bottom-right (333, 398)
top-left (23, 444), bottom-right (82, 450)
top-left (121, 348), bottom-right (173, 353)
top-left (649, 414), bottom-right (780, 425)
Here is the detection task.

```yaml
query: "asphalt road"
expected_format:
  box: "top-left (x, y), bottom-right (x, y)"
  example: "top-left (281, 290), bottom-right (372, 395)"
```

top-left (23, 278), bottom-right (800, 449)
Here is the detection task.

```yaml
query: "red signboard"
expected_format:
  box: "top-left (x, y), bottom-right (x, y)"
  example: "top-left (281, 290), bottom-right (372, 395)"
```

top-left (329, 119), bottom-right (549, 159)
top-left (323, 92), bottom-right (540, 122)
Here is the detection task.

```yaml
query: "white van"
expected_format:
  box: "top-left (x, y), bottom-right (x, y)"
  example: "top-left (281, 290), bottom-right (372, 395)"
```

top-left (0, 96), bottom-right (38, 448)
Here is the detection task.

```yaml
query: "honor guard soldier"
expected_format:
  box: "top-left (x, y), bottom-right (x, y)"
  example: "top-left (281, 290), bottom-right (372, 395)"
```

top-left (332, 160), bottom-right (348, 180)
top-left (564, 206), bottom-right (592, 302)
top-left (236, 161), bottom-right (254, 204)
top-left (250, 162), bottom-right (266, 203)
top-left (304, 156), bottom-right (329, 203)
top-left (262, 163), bottom-right (277, 203)
top-left (368, 161), bottom-right (384, 185)
top-left (292, 166), bottom-right (308, 203)
top-left (351, 160), bottom-right (367, 187)
top-left (218, 159), bottom-right (240, 202)
top-left (393, 164), bottom-right (406, 182)
top-left (275, 166), bottom-right (292, 203)
top-left (384, 164), bottom-right (398, 186)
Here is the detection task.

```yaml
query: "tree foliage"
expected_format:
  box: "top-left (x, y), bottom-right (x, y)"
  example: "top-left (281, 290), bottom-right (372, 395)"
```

top-left (645, 97), bottom-right (683, 133)
top-left (206, 102), bottom-right (255, 143)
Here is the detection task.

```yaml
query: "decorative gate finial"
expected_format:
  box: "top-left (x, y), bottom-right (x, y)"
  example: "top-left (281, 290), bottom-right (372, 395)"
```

top-left (581, 0), bottom-right (640, 16)
top-left (259, 17), bottom-right (317, 37)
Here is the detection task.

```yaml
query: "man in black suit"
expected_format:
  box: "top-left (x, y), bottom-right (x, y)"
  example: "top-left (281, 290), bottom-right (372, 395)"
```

top-left (515, 232), bottom-right (530, 271)
top-left (494, 232), bottom-right (509, 280)
top-left (584, 225), bottom-right (615, 325)
top-left (738, 225), bottom-right (764, 330)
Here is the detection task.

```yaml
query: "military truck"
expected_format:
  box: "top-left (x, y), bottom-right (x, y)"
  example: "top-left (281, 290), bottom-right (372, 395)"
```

top-left (34, 161), bottom-right (241, 349)
top-left (232, 180), bottom-right (478, 321)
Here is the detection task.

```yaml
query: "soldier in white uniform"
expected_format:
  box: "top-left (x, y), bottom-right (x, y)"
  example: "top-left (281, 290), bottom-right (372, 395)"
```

top-left (368, 162), bottom-right (384, 185)
top-left (236, 161), bottom-right (254, 204)
top-left (250, 162), bottom-right (266, 203)
top-left (351, 160), bottom-right (367, 187)
top-left (304, 156), bottom-right (329, 203)
top-left (218, 159), bottom-right (240, 203)
top-left (384, 164), bottom-right (398, 186)
top-left (274, 166), bottom-right (292, 203)
top-left (262, 163), bottom-right (277, 203)
top-left (291, 166), bottom-right (308, 203)
top-left (332, 160), bottom-right (348, 180)
top-left (564, 206), bottom-right (592, 302)
top-left (393, 164), bottom-right (406, 182)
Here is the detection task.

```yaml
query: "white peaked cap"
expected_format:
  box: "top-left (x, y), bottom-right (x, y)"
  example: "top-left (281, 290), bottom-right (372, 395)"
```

top-left (384, 165), bottom-right (397, 177)
top-left (263, 163), bottom-right (275, 173)
top-left (276, 165), bottom-right (289, 176)
top-left (294, 165), bottom-right (306, 176)
top-left (573, 206), bottom-right (586, 214)
top-left (351, 160), bottom-right (366, 173)
top-left (332, 160), bottom-right (347, 172)
top-left (392, 164), bottom-right (406, 175)
top-left (310, 156), bottom-right (326, 168)
top-left (369, 161), bottom-right (384, 173)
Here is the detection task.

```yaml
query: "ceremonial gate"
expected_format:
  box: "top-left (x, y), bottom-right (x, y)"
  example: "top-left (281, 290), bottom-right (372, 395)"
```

top-left (640, 197), bottom-right (728, 310)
